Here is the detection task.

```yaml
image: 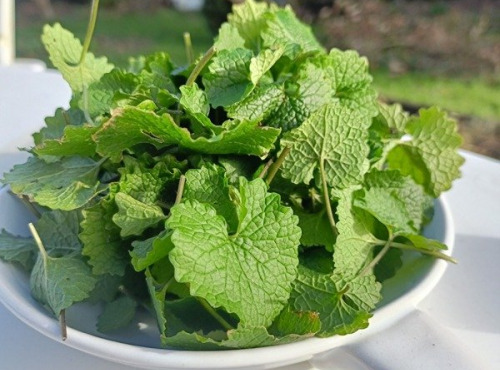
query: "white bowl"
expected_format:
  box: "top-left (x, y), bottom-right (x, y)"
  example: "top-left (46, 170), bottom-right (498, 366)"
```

top-left (0, 186), bottom-right (454, 369)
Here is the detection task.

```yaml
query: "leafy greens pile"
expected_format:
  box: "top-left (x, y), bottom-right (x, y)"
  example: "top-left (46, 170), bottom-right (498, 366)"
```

top-left (0, 0), bottom-right (463, 349)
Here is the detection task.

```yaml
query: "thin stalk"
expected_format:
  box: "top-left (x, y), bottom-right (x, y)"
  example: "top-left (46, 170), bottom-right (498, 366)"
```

top-left (79, 0), bottom-right (100, 65)
top-left (266, 146), bottom-right (291, 185)
top-left (28, 223), bottom-right (48, 261)
top-left (360, 238), bottom-right (393, 276)
top-left (186, 46), bottom-right (215, 86)
top-left (60, 310), bottom-right (67, 341)
top-left (183, 32), bottom-right (195, 65)
top-left (197, 298), bottom-right (234, 331)
top-left (319, 158), bottom-right (338, 237)
top-left (390, 241), bottom-right (458, 264)
top-left (258, 158), bottom-right (274, 179)
top-left (174, 175), bottom-right (186, 205)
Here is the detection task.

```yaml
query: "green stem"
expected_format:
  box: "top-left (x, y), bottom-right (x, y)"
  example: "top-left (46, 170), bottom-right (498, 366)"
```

top-left (390, 241), bottom-right (458, 264)
top-left (79, 0), bottom-right (100, 65)
top-left (197, 298), bottom-right (234, 331)
top-left (319, 158), bottom-right (338, 237)
top-left (360, 237), bottom-right (393, 276)
top-left (183, 32), bottom-right (195, 65)
top-left (28, 223), bottom-right (48, 261)
top-left (60, 310), bottom-right (67, 341)
top-left (258, 158), bottom-right (274, 179)
top-left (174, 175), bottom-right (186, 205)
top-left (266, 146), bottom-right (291, 185)
top-left (186, 46), bottom-right (215, 86)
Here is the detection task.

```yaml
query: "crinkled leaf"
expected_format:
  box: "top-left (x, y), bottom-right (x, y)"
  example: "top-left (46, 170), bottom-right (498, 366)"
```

top-left (183, 164), bottom-right (238, 232)
top-left (179, 84), bottom-right (222, 135)
top-left (3, 156), bottom-right (102, 210)
top-left (41, 23), bottom-right (113, 92)
top-left (291, 265), bottom-right (373, 337)
top-left (130, 230), bottom-right (174, 271)
top-left (354, 170), bottom-right (432, 234)
top-left (80, 199), bottom-right (129, 276)
top-left (117, 159), bottom-right (179, 205)
top-left (227, 0), bottom-right (269, 50)
top-left (97, 295), bottom-right (138, 333)
top-left (30, 252), bottom-right (96, 315)
top-left (32, 108), bottom-right (85, 146)
top-left (249, 47), bottom-right (284, 85)
top-left (294, 208), bottom-right (335, 249)
top-left (34, 125), bottom-right (98, 158)
top-left (167, 178), bottom-right (301, 327)
top-left (334, 188), bottom-right (379, 277)
top-left (85, 69), bottom-right (139, 116)
top-left (203, 48), bottom-right (253, 108)
top-left (387, 107), bottom-right (464, 197)
top-left (94, 107), bottom-right (280, 161)
top-left (281, 104), bottom-right (371, 188)
top-left (112, 193), bottom-right (165, 237)
top-left (372, 102), bottom-right (409, 136)
top-left (0, 229), bottom-right (36, 269)
top-left (226, 84), bottom-right (284, 122)
top-left (262, 8), bottom-right (323, 57)
top-left (270, 305), bottom-right (321, 336)
top-left (214, 23), bottom-right (246, 51)
top-left (318, 49), bottom-right (378, 118)
top-left (35, 210), bottom-right (82, 256)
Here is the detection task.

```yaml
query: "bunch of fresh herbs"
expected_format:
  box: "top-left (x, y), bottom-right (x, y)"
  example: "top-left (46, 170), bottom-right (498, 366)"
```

top-left (0, 0), bottom-right (463, 349)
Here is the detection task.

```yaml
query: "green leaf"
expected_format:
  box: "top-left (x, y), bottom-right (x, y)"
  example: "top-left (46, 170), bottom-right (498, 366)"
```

top-left (0, 230), bottom-right (36, 269)
top-left (291, 265), bottom-right (373, 337)
top-left (33, 108), bottom-right (85, 146)
top-left (3, 156), bottom-right (102, 210)
top-left (214, 23), bottom-right (246, 51)
top-left (35, 210), bottom-right (82, 256)
top-left (294, 208), bottom-right (335, 249)
top-left (281, 104), bottom-right (371, 188)
top-left (112, 193), bottom-right (165, 237)
top-left (203, 48), bottom-right (253, 108)
top-left (30, 251), bottom-right (96, 315)
top-left (179, 84), bottom-right (222, 135)
top-left (94, 107), bottom-right (280, 161)
top-left (130, 231), bottom-right (174, 271)
top-left (117, 159), bottom-right (179, 205)
top-left (84, 69), bottom-right (139, 117)
top-left (354, 170), bottom-right (432, 234)
top-left (319, 49), bottom-right (378, 118)
top-left (183, 164), bottom-right (239, 232)
top-left (97, 295), bottom-right (138, 333)
top-left (167, 178), bottom-right (301, 327)
top-left (85, 273), bottom-right (122, 304)
top-left (227, 0), bottom-right (269, 50)
top-left (334, 188), bottom-right (379, 277)
top-left (372, 102), bottom-right (409, 136)
top-left (226, 84), bottom-right (284, 122)
top-left (270, 305), bottom-right (321, 336)
top-left (34, 125), bottom-right (99, 159)
top-left (387, 107), bottom-right (464, 197)
top-left (261, 7), bottom-right (323, 57)
top-left (249, 47), bottom-right (284, 85)
top-left (80, 199), bottom-right (129, 276)
top-left (41, 23), bottom-right (113, 93)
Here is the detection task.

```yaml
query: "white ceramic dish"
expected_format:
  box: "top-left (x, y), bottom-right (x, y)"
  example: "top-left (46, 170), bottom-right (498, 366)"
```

top-left (0, 186), bottom-right (454, 370)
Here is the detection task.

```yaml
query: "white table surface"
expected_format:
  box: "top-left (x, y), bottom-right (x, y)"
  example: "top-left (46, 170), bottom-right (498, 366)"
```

top-left (0, 65), bottom-right (499, 370)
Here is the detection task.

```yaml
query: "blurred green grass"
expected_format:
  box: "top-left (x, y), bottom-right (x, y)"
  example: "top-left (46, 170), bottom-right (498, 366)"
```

top-left (16, 4), bottom-right (500, 124)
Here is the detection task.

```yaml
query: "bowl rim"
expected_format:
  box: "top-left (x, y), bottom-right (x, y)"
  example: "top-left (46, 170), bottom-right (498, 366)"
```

top-left (0, 187), bottom-right (454, 369)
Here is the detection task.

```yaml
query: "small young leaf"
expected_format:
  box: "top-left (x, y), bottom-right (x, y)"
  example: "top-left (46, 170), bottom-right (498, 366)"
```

top-left (41, 23), bottom-right (113, 93)
top-left (112, 193), bottom-right (165, 237)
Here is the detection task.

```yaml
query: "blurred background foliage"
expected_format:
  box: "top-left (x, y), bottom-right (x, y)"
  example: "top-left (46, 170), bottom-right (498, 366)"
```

top-left (14, 0), bottom-right (500, 158)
